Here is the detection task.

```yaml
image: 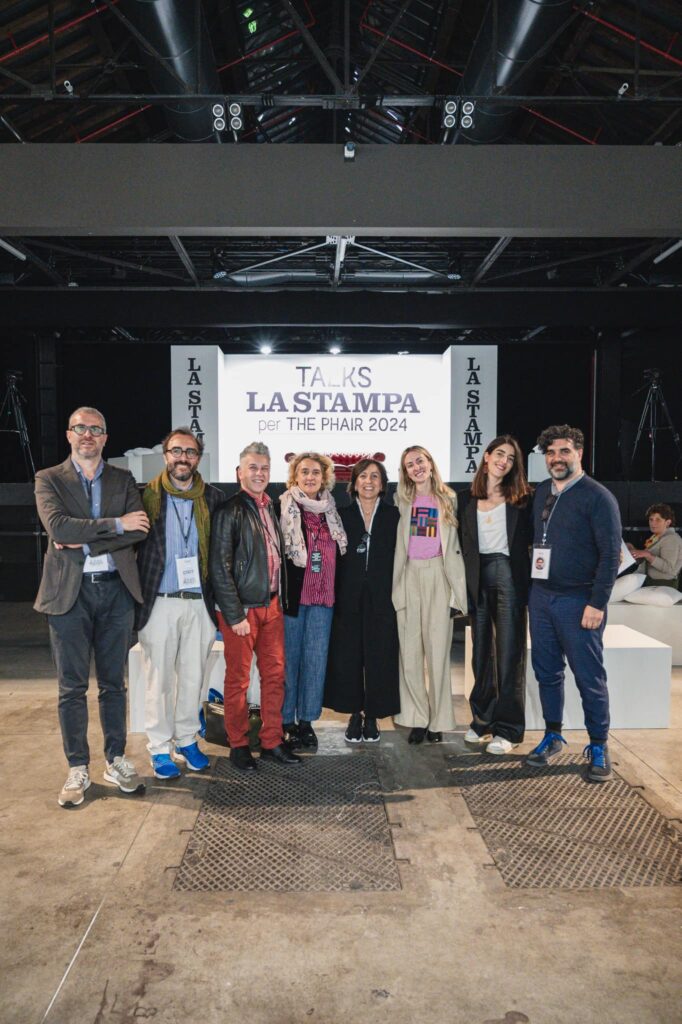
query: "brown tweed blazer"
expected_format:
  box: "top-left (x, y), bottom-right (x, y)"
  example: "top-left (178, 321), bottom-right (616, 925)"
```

top-left (34, 457), bottom-right (147, 615)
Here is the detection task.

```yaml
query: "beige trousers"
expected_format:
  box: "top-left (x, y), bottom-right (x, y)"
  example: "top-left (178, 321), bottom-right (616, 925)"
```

top-left (394, 556), bottom-right (455, 731)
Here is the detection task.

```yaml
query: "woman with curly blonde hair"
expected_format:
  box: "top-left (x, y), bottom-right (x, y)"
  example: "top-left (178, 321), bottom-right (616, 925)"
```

top-left (279, 452), bottom-right (347, 751)
top-left (392, 445), bottom-right (467, 744)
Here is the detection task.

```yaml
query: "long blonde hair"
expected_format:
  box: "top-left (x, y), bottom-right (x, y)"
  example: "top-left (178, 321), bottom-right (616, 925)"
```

top-left (396, 445), bottom-right (457, 527)
top-left (286, 451), bottom-right (336, 492)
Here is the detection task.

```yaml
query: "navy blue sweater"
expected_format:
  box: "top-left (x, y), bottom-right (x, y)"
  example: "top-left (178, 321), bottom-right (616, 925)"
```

top-left (532, 475), bottom-right (622, 610)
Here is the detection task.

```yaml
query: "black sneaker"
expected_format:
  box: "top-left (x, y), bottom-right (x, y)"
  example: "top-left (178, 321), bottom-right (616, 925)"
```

top-left (526, 731), bottom-right (567, 767)
top-left (362, 717), bottom-right (380, 743)
top-left (283, 722), bottom-right (302, 750)
top-left (583, 742), bottom-right (612, 782)
top-left (345, 713), bottom-right (363, 744)
top-left (298, 720), bottom-right (318, 751)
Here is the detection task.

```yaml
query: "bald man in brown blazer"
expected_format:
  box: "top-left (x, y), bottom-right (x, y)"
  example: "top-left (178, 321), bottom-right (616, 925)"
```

top-left (35, 406), bottom-right (150, 807)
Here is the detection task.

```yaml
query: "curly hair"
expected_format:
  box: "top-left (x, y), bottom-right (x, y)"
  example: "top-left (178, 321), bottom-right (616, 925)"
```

top-left (286, 451), bottom-right (336, 491)
top-left (536, 424), bottom-right (585, 453)
top-left (646, 503), bottom-right (676, 526)
top-left (470, 435), bottom-right (531, 506)
top-left (396, 445), bottom-right (457, 527)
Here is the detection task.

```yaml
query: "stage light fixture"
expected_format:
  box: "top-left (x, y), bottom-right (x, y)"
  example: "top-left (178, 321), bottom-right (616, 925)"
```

top-left (329, 345), bottom-right (341, 355)
top-left (260, 344), bottom-right (272, 355)
top-left (442, 97), bottom-right (457, 130)
top-left (229, 101), bottom-right (243, 132)
top-left (460, 99), bottom-right (475, 131)
top-left (397, 350), bottom-right (410, 356)
top-left (212, 102), bottom-right (226, 133)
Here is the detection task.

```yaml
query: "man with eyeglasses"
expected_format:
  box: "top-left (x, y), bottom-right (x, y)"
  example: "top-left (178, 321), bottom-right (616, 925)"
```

top-left (526, 424), bottom-right (621, 782)
top-left (135, 427), bottom-right (225, 779)
top-left (35, 406), bottom-right (150, 807)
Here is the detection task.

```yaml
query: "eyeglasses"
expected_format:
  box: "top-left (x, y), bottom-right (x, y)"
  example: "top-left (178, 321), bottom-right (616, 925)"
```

top-left (68, 423), bottom-right (106, 437)
top-left (166, 446), bottom-right (200, 459)
top-left (541, 492), bottom-right (558, 522)
top-left (356, 532), bottom-right (370, 554)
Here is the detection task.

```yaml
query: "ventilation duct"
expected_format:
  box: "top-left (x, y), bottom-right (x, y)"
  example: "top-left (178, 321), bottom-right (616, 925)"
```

top-left (119, 0), bottom-right (223, 141)
top-left (453, 0), bottom-right (574, 143)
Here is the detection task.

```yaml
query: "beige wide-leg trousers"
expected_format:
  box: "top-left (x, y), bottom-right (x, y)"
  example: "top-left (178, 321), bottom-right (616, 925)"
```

top-left (394, 556), bottom-right (455, 731)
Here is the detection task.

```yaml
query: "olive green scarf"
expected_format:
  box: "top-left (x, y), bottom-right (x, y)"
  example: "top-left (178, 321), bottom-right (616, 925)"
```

top-left (143, 469), bottom-right (210, 581)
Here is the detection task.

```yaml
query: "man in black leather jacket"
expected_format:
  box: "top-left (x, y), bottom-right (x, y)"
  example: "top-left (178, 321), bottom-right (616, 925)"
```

top-left (209, 442), bottom-right (300, 770)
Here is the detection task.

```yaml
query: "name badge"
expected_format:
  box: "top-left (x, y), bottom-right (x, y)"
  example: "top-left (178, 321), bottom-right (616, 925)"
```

top-left (84, 553), bottom-right (109, 572)
top-left (176, 555), bottom-right (201, 590)
top-left (310, 550), bottom-right (322, 574)
top-left (531, 545), bottom-right (551, 580)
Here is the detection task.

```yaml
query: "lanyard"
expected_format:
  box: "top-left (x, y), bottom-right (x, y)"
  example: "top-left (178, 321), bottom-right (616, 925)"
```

top-left (170, 496), bottom-right (195, 556)
top-left (541, 489), bottom-right (562, 545)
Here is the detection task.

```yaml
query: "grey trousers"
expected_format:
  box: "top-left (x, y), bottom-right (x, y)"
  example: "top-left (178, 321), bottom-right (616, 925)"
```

top-left (48, 576), bottom-right (134, 766)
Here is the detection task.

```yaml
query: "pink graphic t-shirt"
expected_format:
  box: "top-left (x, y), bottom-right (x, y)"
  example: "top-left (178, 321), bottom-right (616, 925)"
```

top-left (407, 494), bottom-right (443, 559)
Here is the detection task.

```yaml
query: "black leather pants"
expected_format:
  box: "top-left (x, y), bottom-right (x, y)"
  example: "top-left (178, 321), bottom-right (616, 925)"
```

top-left (469, 553), bottom-right (527, 743)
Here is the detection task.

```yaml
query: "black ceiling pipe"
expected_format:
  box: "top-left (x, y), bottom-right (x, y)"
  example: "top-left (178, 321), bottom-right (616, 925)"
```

top-left (452, 0), bottom-right (574, 144)
top-left (119, 0), bottom-right (223, 142)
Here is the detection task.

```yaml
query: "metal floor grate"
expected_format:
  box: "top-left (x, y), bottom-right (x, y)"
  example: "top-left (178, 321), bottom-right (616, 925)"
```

top-left (448, 754), bottom-right (682, 889)
top-left (174, 753), bottom-right (402, 892)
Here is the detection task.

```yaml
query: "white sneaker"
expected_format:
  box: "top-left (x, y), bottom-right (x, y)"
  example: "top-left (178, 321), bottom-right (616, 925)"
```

top-left (103, 756), bottom-right (146, 794)
top-left (486, 736), bottom-right (519, 755)
top-left (58, 765), bottom-right (90, 807)
top-left (464, 728), bottom-right (491, 744)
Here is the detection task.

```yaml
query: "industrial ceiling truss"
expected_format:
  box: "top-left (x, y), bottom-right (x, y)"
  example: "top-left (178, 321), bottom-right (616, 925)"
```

top-left (1, 1), bottom-right (681, 146)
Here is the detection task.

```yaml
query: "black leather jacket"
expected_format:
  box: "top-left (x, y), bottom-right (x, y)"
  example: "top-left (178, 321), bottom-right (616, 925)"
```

top-left (209, 490), bottom-right (286, 626)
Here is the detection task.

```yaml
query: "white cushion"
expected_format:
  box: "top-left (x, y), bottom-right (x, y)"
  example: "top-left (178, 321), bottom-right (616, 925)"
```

top-left (609, 573), bottom-right (645, 604)
top-left (624, 586), bottom-right (682, 607)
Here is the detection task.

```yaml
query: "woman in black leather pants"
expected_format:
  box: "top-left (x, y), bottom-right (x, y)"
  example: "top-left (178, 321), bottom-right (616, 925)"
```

top-left (458, 436), bottom-right (532, 755)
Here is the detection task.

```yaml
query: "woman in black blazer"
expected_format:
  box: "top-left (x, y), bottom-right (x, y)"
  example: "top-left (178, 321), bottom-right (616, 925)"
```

top-left (459, 435), bottom-right (532, 755)
top-left (325, 459), bottom-right (400, 743)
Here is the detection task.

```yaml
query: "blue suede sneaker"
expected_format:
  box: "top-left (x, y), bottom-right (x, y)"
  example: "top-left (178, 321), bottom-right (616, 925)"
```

top-left (525, 731), bottom-right (567, 767)
top-left (175, 742), bottom-right (210, 772)
top-left (583, 742), bottom-right (612, 782)
top-left (151, 753), bottom-right (181, 779)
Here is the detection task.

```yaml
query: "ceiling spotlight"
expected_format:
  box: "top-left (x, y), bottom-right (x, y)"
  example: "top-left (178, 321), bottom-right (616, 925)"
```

top-left (462, 100), bottom-right (475, 115)
top-left (212, 103), bottom-right (225, 118)
top-left (260, 344), bottom-right (272, 355)
top-left (442, 97), bottom-right (457, 130)
top-left (329, 345), bottom-right (341, 355)
top-left (213, 116), bottom-right (226, 132)
top-left (397, 350), bottom-right (410, 356)
top-left (228, 101), bottom-right (243, 133)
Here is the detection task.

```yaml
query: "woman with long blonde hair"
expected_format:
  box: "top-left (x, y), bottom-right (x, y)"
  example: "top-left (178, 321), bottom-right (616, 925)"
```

top-left (392, 445), bottom-right (467, 744)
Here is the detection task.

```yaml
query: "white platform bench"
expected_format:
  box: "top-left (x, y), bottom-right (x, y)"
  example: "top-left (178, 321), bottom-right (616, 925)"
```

top-left (128, 640), bottom-right (261, 734)
top-left (463, 624), bottom-right (671, 730)
top-left (606, 603), bottom-right (682, 666)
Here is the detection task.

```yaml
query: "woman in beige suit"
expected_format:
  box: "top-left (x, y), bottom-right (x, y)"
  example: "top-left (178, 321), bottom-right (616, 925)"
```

top-left (392, 445), bottom-right (467, 744)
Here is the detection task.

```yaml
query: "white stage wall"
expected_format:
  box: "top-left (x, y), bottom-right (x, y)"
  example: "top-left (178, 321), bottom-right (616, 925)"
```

top-left (171, 346), bottom-right (497, 483)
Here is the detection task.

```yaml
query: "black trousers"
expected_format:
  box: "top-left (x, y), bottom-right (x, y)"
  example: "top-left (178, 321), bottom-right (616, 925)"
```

top-left (469, 554), bottom-right (527, 743)
top-left (48, 576), bottom-right (135, 767)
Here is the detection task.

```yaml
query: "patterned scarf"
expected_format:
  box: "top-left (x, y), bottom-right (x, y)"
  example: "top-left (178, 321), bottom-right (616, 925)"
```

top-left (279, 486), bottom-right (347, 568)
top-left (143, 469), bottom-right (210, 581)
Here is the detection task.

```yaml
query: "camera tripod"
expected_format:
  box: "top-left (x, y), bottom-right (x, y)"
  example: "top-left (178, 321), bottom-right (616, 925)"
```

top-left (0, 371), bottom-right (36, 479)
top-left (631, 368), bottom-right (682, 482)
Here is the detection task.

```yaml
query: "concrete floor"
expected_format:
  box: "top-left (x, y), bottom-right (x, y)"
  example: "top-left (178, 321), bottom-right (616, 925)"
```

top-left (1, 605), bottom-right (681, 1024)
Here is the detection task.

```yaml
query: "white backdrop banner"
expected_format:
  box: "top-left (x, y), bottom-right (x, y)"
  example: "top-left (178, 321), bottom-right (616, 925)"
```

top-left (171, 346), bottom-right (497, 482)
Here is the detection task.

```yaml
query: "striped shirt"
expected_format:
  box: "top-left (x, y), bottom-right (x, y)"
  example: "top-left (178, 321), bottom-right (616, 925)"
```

top-left (300, 508), bottom-right (336, 607)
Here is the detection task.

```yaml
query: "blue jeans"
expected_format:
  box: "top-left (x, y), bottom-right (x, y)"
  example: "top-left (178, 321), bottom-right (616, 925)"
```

top-left (283, 604), bottom-right (334, 723)
top-left (528, 584), bottom-right (609, 742)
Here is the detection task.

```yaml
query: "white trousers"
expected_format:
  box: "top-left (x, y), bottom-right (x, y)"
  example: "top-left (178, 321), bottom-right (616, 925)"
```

top-left (139, 596), bottom-right (216, 755)
top-left (394, 556), bottom-right (455, 731)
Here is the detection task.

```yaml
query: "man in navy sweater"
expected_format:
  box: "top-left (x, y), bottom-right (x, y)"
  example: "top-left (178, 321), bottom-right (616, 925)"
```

top-left (526, 425), bottom-right (621, 782)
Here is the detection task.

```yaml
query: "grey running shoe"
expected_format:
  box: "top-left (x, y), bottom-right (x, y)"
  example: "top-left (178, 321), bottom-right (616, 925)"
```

top-left (583, 742), bottom-right (613, 783)
top-left (525, 731), bottom-right (567, 767)
top-left (103, 756), bottom-right (146, 794)
top-left (58, 765), bottom-right (90, 807)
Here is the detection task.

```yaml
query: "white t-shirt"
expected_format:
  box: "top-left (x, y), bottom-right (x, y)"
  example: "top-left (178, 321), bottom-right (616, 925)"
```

top-left (477, 502), bottom-right (509, 555)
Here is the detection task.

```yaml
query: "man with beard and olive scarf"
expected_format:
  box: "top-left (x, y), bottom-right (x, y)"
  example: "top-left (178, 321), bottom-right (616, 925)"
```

top-left (136, 427), bottom-right (224, 779)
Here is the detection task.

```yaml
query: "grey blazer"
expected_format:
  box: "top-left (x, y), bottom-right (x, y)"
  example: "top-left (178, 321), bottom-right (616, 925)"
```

top-left (34, 457), bottom-right (147, 615)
